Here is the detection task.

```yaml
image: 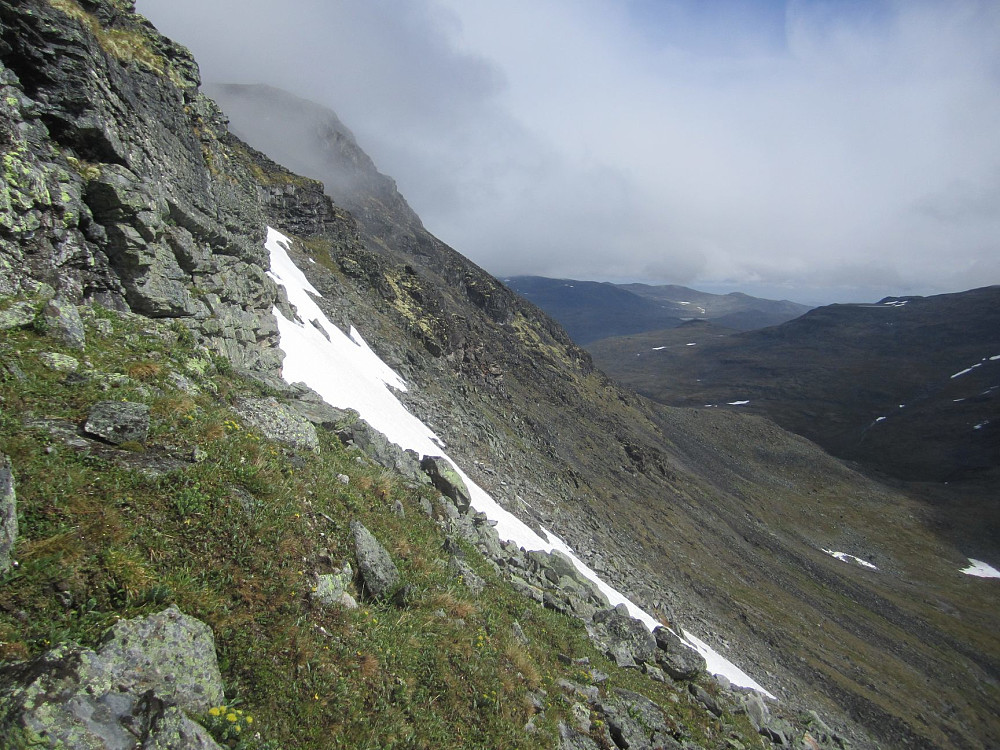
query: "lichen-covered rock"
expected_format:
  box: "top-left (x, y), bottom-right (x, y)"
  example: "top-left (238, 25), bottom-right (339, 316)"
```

top-left (0, 300), bottom-right (37, 331)
top-left (589, 604), bottom-right (657, 668)
top-left (232, 396), bottom-right (319, 452)
top-left (42, 296), bottom-right (86, 349)
top-left (351, 521), bottom-right (400, 600)
top-left (97, 605), bottom-right (225, 712)
top-left (337, 416), bottom-right (427, 483)
top-left (141, 706), bottom-right (224, 750)
top-left (38, 352), bottom-right (80, 373)
top-left (0, 607), bottom-right (224, 749)
top-left (313, 565), bottom-right (358, 609)
top-left (449, 556), bottom-right (485, 595)
top-left (84, 400), bottom-right (150, 444)
top-left (559, 720), bottom-right (601, 750)
top-left (0, 453), bottom-right (16, 575)
top-left (653, 627), bottom-right (706, 681)
top-left (420, 455), bottom-right (472, 512)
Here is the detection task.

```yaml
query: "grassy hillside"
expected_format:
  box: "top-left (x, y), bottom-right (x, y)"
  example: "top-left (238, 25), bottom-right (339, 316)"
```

top-left (0, 294), bottom-right (761, 749)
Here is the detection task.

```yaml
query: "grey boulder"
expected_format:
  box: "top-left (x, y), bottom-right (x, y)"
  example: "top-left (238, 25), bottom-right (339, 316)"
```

top-left (420, 456), bottom-right (472, 512)
top-left (653, 627), bottom-right (706, 681)
top-left (351, 521), bottom-right (400, 600)
top-left (84, 400), bottom-right (150, 445)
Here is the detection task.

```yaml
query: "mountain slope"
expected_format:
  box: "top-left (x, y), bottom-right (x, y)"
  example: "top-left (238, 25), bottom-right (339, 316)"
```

top-left (501, 275), bottom-right (811, 344)
top-left (209, 85), bottom-right (1000, 748)
top-left (0, 7), bottom-right (998, 749)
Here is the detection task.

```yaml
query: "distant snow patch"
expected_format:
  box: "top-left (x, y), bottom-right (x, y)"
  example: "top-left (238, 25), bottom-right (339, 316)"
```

top-left (875, 416), bottom-right (886, 423)
top-left (652, 346), bottom-right (667, 351)
top-left (686, 342), bottom-right (697, 346)
top-left (823, 549), bottom-right (878, 570)
top-left (678, 301), bottom-right (690, 305)
top-left (991, 355), bottom-right (1000, 361)
top-left (881, 300), bottom-right (908, 307)
top-left (961, 559), bottom-right (1000, 578)
top-left (951, 363), bottom-right (982, 379)
top-left (727, 400), bottom-right (750, 406)
top-left (973, 421), bottom-right (989, 430)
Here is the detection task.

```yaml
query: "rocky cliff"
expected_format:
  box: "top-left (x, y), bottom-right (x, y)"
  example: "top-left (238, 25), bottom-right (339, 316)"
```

top-left (1, 2), bottom-right (998, 749)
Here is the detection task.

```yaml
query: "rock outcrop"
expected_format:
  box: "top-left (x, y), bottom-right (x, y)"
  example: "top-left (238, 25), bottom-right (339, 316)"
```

top-left (0, 0), bottom-right (361, 379)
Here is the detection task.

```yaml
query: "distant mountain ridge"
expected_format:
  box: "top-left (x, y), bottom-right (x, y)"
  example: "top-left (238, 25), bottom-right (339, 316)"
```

top-left (589, 286), bottom-right (1000, 548)
top-left (503, 275), bottom-right (811, 344)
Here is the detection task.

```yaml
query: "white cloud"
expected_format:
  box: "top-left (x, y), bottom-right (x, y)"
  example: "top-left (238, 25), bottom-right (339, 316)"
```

top-left (136, 0), bottom-right (1000, 304)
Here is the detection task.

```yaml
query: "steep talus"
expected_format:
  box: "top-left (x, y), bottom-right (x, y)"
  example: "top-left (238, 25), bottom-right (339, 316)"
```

top-left (0, 5), bottom-right (997, 748)
top-left (213, 86), bottom-right (1000, 748)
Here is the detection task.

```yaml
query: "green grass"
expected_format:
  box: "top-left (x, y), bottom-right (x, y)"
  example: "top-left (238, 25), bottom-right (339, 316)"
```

top-left (0, 298), bottom-right (756, 749)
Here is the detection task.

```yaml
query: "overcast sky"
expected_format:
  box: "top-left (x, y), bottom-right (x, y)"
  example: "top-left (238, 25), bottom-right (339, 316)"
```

top-left (135, 0), bottom-right (1000, 304)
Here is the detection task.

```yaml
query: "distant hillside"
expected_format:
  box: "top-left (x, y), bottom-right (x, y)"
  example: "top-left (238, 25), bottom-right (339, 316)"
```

top-left (589, 287), bottom-right (1000, 493)
top-left (504, 276), bottom-right (810, 344)
top-left (621, 283), bottom-right (813, 331)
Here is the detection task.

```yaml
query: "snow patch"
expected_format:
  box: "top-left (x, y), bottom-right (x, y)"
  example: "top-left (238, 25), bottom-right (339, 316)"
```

top-left (265, 228), bottom-right (773, 695)
top-left (822, 549), bottom-right (878, 570)
top-left (973, 421), bottom-right (989, 430)
top-left (727, 400), bottom-right (750, 406)
top-left (686, 342), bottom-right (697, 346)
top-left (681, 632), bottom-right (774, 698)
top-left (652, 346), bottom-right (667, 351)
top-left (874, 416), bottom-right (887, 423)
top-left (951, 363), bottom-right (982, 379)
top-left (961, 559), bottom-right (1000, 578)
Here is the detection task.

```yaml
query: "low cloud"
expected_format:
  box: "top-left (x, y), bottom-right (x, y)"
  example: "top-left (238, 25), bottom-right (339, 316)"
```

top-left (136, 0), bottom-right (1000, 304)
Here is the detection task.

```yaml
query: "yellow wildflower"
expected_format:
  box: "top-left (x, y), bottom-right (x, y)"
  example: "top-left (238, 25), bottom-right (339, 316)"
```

top-left (226, 713), bottom-right (237, 723)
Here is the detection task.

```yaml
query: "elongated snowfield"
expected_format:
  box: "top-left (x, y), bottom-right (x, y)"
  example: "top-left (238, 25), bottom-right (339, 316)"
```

top-left (266, 228), bottom-right (774, 697)
top-left (823, 549), bottom-right (878, 570)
